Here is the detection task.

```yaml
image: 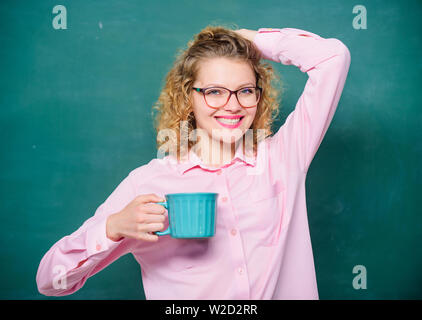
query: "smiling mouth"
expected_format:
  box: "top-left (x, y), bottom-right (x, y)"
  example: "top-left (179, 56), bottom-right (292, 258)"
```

top-left (214, 116), bottom-right (244, 128)
top-left (215, 117), bottom-right (243, 125)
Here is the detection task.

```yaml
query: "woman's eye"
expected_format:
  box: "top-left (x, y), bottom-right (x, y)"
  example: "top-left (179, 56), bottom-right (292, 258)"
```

top-left (206, 89), bottom-right (222, 95)
top-left (240, 88), bottom-right (254, 94)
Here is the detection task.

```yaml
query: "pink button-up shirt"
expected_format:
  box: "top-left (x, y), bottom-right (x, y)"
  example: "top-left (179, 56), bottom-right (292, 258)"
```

top-left (36, 27), bottom-right (351, 299)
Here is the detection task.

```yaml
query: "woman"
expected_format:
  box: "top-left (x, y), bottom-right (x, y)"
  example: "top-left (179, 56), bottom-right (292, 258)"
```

top-left (36, 25), bottom-right (351, 299)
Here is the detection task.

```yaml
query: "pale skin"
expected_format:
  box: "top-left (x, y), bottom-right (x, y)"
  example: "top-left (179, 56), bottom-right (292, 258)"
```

top-left (192, 29), bottom-right (258, 167)
top-left (191, 57), bottom-right (257, 166)
top-left (106, 29), bottom-right (258, 242)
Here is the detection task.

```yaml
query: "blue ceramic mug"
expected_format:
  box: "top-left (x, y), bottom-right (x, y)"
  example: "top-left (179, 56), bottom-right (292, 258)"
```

top-left (155, 192), bottom-right (218, 238)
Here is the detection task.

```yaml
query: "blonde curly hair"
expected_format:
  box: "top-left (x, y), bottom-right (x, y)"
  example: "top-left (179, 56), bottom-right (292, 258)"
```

top-left (152, 25), bottom-right (282, 162)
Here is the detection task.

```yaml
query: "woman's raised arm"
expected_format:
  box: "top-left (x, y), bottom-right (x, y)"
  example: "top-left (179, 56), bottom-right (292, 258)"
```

top-left (241, 27), bottom-right (351, 173)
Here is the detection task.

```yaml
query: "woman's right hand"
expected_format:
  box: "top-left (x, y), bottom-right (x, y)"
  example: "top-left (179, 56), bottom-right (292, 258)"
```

top-left (106, 194), bottom-right (167, 242)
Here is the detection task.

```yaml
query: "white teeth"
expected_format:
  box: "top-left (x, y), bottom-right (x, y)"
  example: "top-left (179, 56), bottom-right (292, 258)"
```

top-left (216, 117), bottom-right (241, 125)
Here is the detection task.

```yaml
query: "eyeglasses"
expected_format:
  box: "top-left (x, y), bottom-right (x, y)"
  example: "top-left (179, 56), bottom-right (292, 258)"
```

top-left (192, 86), bottom-right (262, 109)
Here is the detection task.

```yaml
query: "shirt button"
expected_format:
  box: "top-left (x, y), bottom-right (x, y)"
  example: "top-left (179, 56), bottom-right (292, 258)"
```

top-left (238, 267), bottom-right (244, 275)
top-left (221, 196), bottom-right (228, 202)
top-left (230, 229), bottom-right (237, 236)
top-left (216, 170), bottom-right (222, 175)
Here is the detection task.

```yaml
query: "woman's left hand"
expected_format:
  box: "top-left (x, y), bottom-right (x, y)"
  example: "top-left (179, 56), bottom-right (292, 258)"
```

top-left (233, 29), bottom-right (258, 42)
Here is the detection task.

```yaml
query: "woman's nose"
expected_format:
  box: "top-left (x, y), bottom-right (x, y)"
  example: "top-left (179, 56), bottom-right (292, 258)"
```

top-left (222, 93), bottom-right (243, 111)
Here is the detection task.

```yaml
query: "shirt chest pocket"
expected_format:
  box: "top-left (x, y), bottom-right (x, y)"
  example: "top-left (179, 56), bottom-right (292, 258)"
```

top-left (248, 179), bottom-right (285, 246)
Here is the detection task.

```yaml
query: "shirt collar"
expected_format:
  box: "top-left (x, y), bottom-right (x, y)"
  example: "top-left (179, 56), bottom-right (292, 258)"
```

top-left (174, 144), bottom-right (257, 175)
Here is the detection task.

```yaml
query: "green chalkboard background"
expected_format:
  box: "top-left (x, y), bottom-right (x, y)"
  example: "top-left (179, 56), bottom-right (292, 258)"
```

top-left (1, 0), bottom-right (421, 299)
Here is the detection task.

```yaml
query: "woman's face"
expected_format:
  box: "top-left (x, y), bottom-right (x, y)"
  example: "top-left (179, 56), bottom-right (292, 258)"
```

top-left (191, 57), bottom-right (258, 145)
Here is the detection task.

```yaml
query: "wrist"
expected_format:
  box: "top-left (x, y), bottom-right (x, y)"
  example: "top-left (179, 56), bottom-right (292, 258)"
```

top-left (234, 29), bottom-right (258, 42)
top-left (106, 213), bottom-right (122, 242)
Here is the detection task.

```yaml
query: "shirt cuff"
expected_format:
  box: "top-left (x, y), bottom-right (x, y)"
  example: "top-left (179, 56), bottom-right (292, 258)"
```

top-left (253, 28), bottom-right (283, 61)
top-left (85, 214), bottom-right (124, 257)
top-left (253, 27), bottom-right (325, 71)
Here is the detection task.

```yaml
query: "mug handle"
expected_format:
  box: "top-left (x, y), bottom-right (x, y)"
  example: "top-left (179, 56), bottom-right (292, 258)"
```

top-left (154, 201), bottom-right (170, 236)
